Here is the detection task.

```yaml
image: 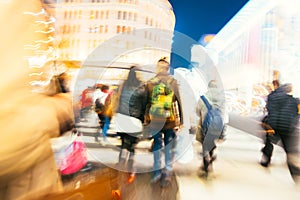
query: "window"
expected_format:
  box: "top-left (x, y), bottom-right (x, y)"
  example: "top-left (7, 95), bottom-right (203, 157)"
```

top-left (134, 13), bottom-right (137, 21)
top-left (99, 25), bottom-right (104, 33)
top-left (117, 25), bottom-right (121, 33)
top-left (90, 10), bottom-right (94, 19)
top-left (145, 17), bottom-right (148, 25)
top-left (64, 11), bottom-right (67, 19)
top-left (128, 12), bottom-right (132, 20)
top-left (122, 26), bottom-right (126, 33)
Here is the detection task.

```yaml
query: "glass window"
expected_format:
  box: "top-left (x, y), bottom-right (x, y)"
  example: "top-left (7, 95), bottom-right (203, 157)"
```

top-left (117, 11), bottom-right (121, 19)
top-left (134, 13), bottom-right (137, 21)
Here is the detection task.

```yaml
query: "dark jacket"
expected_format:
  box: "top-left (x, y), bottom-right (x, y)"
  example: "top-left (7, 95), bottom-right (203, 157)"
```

top-left (145, 72), bottom-right (183, 130)
top-left (117, 82), bottom-right (147, 122)
top-left (267, 85), bottom-right (299, 133)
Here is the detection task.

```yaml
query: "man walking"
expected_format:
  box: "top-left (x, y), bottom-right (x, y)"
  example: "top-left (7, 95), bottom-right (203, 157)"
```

top-left (260, 83), bottom-right (300, 184)
top-left (145, 57), bottom-right (183, 187)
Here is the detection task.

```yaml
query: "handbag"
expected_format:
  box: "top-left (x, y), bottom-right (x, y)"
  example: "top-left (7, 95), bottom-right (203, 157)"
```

top-left (51, 131), bottom-right (88, 175)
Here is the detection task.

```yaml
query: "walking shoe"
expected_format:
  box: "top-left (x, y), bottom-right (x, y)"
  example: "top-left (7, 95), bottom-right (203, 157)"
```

top-left (197, 168), bottom-right (208, 179)
top-left (99, 138), bottom-right (109, 146)
top-left (150, 172), bottom-right (162, 184)
top-left (126, 173), bottom-right (136, 184)
top-left (210, 155), bottom-right (217, 163)
top-left (160, 173), bottom-right (172, 188)
top-left (202, 155), bottom-right (210, 173)
top-left (260, 154), bottom-right (270, 167)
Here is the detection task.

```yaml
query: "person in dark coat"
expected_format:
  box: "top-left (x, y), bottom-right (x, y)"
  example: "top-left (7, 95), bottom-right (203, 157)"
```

top-left (115, 66), bottom-right (147, 183)
top-left (260, 83), bottom-right (300, 183)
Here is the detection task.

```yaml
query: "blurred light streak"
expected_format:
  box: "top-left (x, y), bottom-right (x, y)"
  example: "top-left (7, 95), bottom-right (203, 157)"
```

top-left (35, 16), bottom-right (56, 25)
top-left (35, 48), bottom-right (54, 54)
top-left (29, 80), bottom-right (50, 86)
top-left (35, 27), bottom-right (55, 34)
top-left (23, 8), bottom-right (46, 16)
top-left (35, 36), bottom-right (54, 43)
top-left (29, 72), bottom-right (44, 76)
top-left (24, 44), bottom-right (41, 50)
top-left (28, 64), bottom-right (46, 69)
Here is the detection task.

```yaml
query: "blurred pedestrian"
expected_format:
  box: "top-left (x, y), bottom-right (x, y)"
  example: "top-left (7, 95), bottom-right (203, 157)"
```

top-left (80, 86), bottom-right (95, 119)
top-left (0, 1), bottom-right (74, 199)
top-left (260, 83), bottom-right (300, 183)
top-left (144, 57), bottom-right (183, 187)
top-left (95, 84), bottom-right (113, 145)
top-left (114, 66), bottom-right (147, 183)
top-left (196, 80), bottom-right (226, 174)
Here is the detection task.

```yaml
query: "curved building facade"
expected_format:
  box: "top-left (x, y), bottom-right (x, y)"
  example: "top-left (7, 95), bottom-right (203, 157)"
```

top-left (53, 0), bottom-right (175, 64)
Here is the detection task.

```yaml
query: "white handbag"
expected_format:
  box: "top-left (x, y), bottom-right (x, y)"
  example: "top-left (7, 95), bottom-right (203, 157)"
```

top-left (112, 113), bottom-right (143, 133)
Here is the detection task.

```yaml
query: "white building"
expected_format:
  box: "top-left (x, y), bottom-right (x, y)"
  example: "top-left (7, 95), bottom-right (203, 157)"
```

top-left (192, 0), bottom-right (300, 108)
top-left (52, 0), bottom-right (175, 64)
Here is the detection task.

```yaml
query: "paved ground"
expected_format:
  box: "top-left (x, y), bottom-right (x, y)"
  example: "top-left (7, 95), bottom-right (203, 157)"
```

top-left (173, 126), bottom-right (300, 200)
top-left (56, 124), bottom-right (300, 200)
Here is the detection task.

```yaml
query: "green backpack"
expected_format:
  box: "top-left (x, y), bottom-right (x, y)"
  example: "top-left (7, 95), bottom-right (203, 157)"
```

top-left (149, 77), bottom-right (175, 122)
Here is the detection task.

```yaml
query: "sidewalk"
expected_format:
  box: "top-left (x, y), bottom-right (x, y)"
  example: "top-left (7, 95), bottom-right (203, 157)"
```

top-left (71, 124), bottom-right (300, 200)
top-left (174, 126), bottom-right (300, 200)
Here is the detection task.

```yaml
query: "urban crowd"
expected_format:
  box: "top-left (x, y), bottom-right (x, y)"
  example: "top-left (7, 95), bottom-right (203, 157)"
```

top-left (0, 1), bottom-right (300, 200)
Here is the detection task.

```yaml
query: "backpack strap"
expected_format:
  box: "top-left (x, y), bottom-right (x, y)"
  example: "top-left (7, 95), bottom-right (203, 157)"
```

top-left (200, 95), bottom-right (212, 110)
top-left (166, 76), bottom-right (174, 86)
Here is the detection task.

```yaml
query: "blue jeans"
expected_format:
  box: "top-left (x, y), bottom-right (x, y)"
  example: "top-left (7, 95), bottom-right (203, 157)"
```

top-left (102, 116), bottom-right (110, 140)
top-left (152, 128), bottom-right (176, 175)
top-left (98, 114), bottom-right (110, 140)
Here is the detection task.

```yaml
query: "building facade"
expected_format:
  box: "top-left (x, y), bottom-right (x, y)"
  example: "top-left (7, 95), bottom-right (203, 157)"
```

top-left (192, 0), bottom-right (300, 112)
top-left (53, 0), bottom-right (175, 64)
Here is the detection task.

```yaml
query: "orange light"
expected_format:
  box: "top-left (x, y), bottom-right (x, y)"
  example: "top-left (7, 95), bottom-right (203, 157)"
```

top-left (203, 35), bottom-right (215, 43)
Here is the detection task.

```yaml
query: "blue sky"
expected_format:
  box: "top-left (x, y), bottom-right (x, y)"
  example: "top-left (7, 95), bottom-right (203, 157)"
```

top-left (169, 0), bottom-right (249, 41)
top-left (168, 0), bottom-right (249, 68)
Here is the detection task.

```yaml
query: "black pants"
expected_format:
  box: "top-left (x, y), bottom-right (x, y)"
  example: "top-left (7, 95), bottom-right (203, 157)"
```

top-left (202, 132), bottom-right (219, 172)
top-left (261, 130), bottom-right (300, 179)
top-left (118, 133), bottom-right (139, 172)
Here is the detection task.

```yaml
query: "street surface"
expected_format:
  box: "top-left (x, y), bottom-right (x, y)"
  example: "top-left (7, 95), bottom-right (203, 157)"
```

top-left (72, 122), bottom-right (300, 200)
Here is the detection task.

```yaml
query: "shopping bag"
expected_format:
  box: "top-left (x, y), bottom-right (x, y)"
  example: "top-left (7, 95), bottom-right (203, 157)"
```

top-left (51, 131), bottom-right (88, 175)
